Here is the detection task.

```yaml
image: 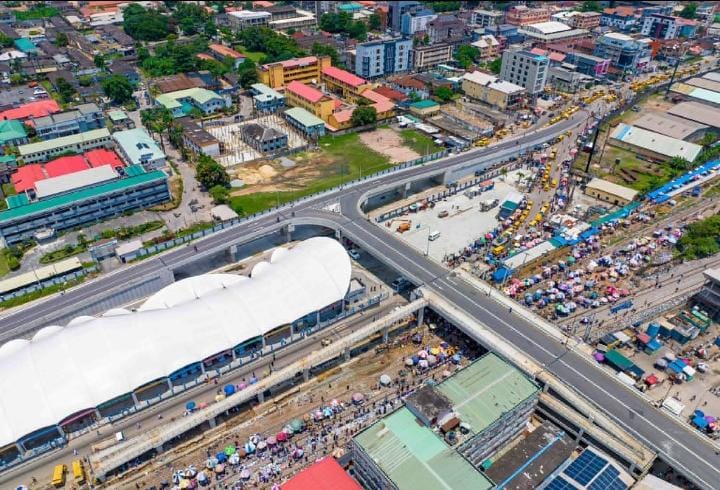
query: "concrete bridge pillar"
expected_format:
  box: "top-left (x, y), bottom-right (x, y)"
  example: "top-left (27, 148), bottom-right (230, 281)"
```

top-left (344, 346), bottom-right (351, 361)
top-left (382, 325), bottom-right (389, 344)
top-left (208, 417), bottom-right (217, 428)
top-left (285, 223), bottom-right (294, 243)
top-left (228, 244), bottom-right (239, 262)
top-left (334, 228), bottom-right (342, 241)
top-left (257, 391), bottom-right (265, 404)
top-left (416, 307), bottom-right (425, 327)
top-left (155, 443), bottom-right (164, 454)
top-left (303, 367), bottom-right (310, 382)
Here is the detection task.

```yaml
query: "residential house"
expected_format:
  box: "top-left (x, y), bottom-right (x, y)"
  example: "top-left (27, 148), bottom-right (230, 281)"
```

top-left (471, 9), bottom-right (503, 28)
top-left (31, 103), bottom-right (105, 140)
top-left (113, 128), bottom-right (166, 169)
top-left (178, 118), bottom-right (220, 157)
top-left (240, 123), bottom-right (288, 154)
top-left (461, 71), bottom-right (525, 110)
top-left (155, 88), bottom-right (231, 118)
top-left (427, 15), bottom-right (466, 46)
top-left (250, 83), bottom-right (286, 113)
top-left (208, 44), bottom-right (246, 69)
top-left (283, 107), bottom-right (326, 139)
top-left (600, 7), bottom-right (638, 31)
top-left (471, 35), bottom-right (500, 59)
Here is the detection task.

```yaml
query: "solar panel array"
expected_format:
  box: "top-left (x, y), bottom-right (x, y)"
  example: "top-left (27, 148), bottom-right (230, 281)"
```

top-left (564, 450), bottom-right (608, 486)
top-left (588, 466), bottom-right (626, 490)
top-left (545, 475), bottom-right (577, 490)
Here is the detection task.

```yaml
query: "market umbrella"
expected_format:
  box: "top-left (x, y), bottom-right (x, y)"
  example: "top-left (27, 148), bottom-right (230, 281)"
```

top-left (257, 440), bottom-right (267, 450)
top-left (197, 471), bottom-right (207, 483)
top-left (405, 357), bottom-right (414, 366)
top-left (290, 419), bottom-right (304, 433)
top-left (224, 445), bottom-right (236, 456)
top-left (266, 436), bottom-right (277, 446)
top-left (214, 464), bottom-right (225, 474)
top-left (322, 407), bottom-right (334, 417)
top-left (277, 431), bottom-right (288, 442)
top-left (238, 382), bottom-right (247, 390)
top-left (205, 458), bottom-right (217, 469)
top-left (186, 401), bottom-right (196, 411)
top-left (224, 384), bottom-right (236, 396)
top-left (418, 359), bottom-right (429, 368)
top-left (185, 466), bottom-right (197, 478)
top-left (429, 347), bottom-right (441, 355)
top-left (216, 453), bottom-right (227, 463)
top-left (198, 402), bottom-right (208, 409)
top-left (352, 392), bottom-right (365, 403)
top-left (314, 409), bottom-right (324, 420)
top-left (240, 469), bottom-right (251, 480)
top-left (293, 448), bottom-right (304, 458)
top-left (426, 354), bottom-right (438, 365)
top-left (330, 399), bottom-right (339, 407)
top-left (451, 354), bottom-right (461, 364)
top-left (379, 374), bottom-right (392, 386)
top-left (440, 341), bottom-right (449, 349)
top-left (442, 370), bottom-right (452, 378)
top-left (215, 394), bottom-right (225, 403)
top-left (244, 442), bottom-right (255, 454)
top-left (228, 453), bottom-right (240, 465)
top-left (249, 377), bottom-right (258, 384)
top-left (237, 448), bottom-right (247, 458)
top-left (282, 425), bottom-right (294, 436)
top-left (417, 350), bottom-right (428, 359)
top-left (179, 479), bottom-right (190, 489)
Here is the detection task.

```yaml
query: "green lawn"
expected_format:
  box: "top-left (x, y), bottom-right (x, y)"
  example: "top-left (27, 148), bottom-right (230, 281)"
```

top-left (591, 145), bottom-right (674, 193)
top-left (235, 45), bottom-right (266, 63)
top-left (14, 5), bottom-right (59, 20)
top-left (230, 133), bottom-right (392, 216)
top-left (399, 129), bottom-right (444, 155)
top-left (0, 253), bottom-right (9, 277)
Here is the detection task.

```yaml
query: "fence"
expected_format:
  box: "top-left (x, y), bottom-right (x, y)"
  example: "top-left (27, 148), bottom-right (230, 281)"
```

top-left (0, 264), bottom-right (98, 303)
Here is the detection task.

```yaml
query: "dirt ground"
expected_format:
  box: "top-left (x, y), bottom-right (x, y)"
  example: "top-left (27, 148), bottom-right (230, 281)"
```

top-left (230, 157), bottom-right (330, 197)
top-left (358, 128), bottom-right (420, 163)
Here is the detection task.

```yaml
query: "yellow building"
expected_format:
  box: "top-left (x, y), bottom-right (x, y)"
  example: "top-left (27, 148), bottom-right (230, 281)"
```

top-left (258, 55), bottom-right (331, 89)
top-left (584, 178), bottom-right (638, 206)
top-left (320, 66), bottom-right (372, 100)
top-left (461, 71), bottom-right (525, 110)
top-left (285, 81), bottom-right (335, 122)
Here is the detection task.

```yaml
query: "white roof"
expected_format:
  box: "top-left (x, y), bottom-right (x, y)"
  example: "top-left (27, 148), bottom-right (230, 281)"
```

top-left (462, 71), bottom-right (525, 95)
top-left (610, 123), bottom-right (702, 162)
top-left (0, 237), bottom-right (351, 446)
top-left (0, 258), bottom-right (82, 295)
top-left (586, 177), bottom-right (638, 202)
top-left (229, 10), bottom-right (271, 20)
top-left (525, 21), bottom-right (571, 34)
top-left (35, 165), bottom-right (118, 198)
top-left (603, 32), bottom-right (633, 41)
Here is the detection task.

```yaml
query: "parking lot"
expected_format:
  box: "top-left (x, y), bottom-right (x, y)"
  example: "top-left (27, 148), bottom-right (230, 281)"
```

top-left (0, 84), bottom-right (48, 107)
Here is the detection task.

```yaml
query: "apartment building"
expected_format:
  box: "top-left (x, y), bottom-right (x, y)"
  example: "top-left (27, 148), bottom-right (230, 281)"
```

top-left (413, 44), bottom-right (453, 70)
top-left (472, 9), bottom-right (503, 28)
top-left (461, 71), bottom-right (525, 110)
top-left (354, 37), bottom-right (413, 79)
top-left (506, 5), bottom-right (550, 26)
top-left (321, 66), bottom-right (371, 99)
top-left (388, 0), bottom-right (421, 32)
top-left (31, 103), bottom-right (104, 141)
top-left (641, 14), bottom-right (698, 40)
top-left (500, 47), bottom-right (549, 95)
top-left (600, 7), bottom-right (638, 31)
top-left (250, 83), bottom-right (285, 113)
top-left (427, 14), bottom-right (467, 45)
top-left (594, 32), bottom-right (651, 74)
top-left (18, 128), bottom-right (112, 164)
top-left (224, 10), bottom-right (271, 31)
top-left (401, 9), bottom-right (436, 35)
top-left (257, 56), bottom-right (332, 89)
top-left (178, 118), bottom-right (220, 157)
top-left (570, 11), bottom-right (601, 30)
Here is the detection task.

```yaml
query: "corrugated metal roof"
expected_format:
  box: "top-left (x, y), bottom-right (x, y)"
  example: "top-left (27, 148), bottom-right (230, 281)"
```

top-left (610, 123), bottom-right (702, 162)
top-left (35, 165), bottom-right (118, 199)
top-left (586, 178), bottom-right (638, 202)
top-left (354, 409), bottom-right (493, 490)
top-left (322, 66), bottom-right (367, 88)
top-left (284, 107), bottom-right (324, 127)
top-left (0, 257), bottom-right (83, 295)
top-left (18, 128), bottom-right (110, 157)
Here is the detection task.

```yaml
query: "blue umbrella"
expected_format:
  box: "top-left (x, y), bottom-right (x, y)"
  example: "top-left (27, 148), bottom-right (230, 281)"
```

top-left (186, 401), bottom-right (196, 411)
top-left (224, 384), bottom-right (236, 396)
top-left (451, 354), bottom-right (461, 364)
top-left (216, 452), bottom-right (227, 463)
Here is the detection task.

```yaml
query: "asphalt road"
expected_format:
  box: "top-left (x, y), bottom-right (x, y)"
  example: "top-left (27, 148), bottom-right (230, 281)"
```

top-left (4, 110), bottom-right (719, 487)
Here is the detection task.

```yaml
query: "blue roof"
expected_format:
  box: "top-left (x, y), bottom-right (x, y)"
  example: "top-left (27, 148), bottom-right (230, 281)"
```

top-left (14, 38), bottom-right (37, 53)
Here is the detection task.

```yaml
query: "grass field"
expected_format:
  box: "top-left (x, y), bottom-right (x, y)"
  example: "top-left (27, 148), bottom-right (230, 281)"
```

top-left (229, 133), bottom-right (392, 216)
top-left (399, 129), bottom-right (444, 155)
top-left (594, 146), bottom-right (674, 192)
top-left (0, 253), bottom-right (9, 277)
top-left (235, 46), bottom-right (266, 63)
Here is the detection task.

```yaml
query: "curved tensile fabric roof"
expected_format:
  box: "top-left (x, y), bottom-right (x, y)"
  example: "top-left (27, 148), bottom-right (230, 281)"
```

top-left (0, 237), bottom-right (351, 447)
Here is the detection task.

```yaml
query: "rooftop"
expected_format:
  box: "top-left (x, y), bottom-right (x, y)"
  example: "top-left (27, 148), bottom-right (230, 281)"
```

top-left (286, 80), bottom-right (328, 103)
top-left (667, 101), bottom-right (720, 129)
top-left (35, 165), bottom-right (118, 199)
top-left (0, 100), bottom-right (60, 121)
top-left (209, 43), bottom-right (245, 60)
top-left (18, 128), bottom-right (111, 159)
top-left (410, 99), bottom-right (440, 109)
top-left (282, 457), bottom-right (361, 490)
top-left (178, 119), bottom-right (219, 147)
top-left (284, 107), bottom-right (325, 127)
top-left (228, 10), bottom-right (271, 20)
top-left (44, 155), bottom-right (89, 178)
top-left (685, 76), bottom-right (720, 93)
top-left (263, 56), bottom-right (320, 70)
top-left (633, 112), bottom-right (708, 140)
top-left (84, 148), bottom-right (124, 169)
top-left (11, 164), bottom-right (46, 193)
top-left (610, 123), bottom-right (702, 162)
top-left (241, 123), bottom-right (285, 143)
top-left (0, 119), bottom-right (27, 143)
top-left (156, 87), bottom-right (223, 107)
top-left (585, 178), bottom-right (639, 202)
top-left (462, 71), bottom-right (526, 95)
top-left (154, 73), bottom-right (204, 94)
top-left (354, 408), bottom-right (494, 490)
top-left (322, 66), bottom-right (368, 88)
top-left (112, 128), bottom-right (165, 165)
top-left (251, 83), bottom-right (284, 100)
top-left (524, 21), bottom-right (572, 34)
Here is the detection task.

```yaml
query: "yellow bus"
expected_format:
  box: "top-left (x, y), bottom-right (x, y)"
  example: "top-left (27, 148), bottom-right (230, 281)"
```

top-left (72, 459), bottom-right (86, 485)
top-left (52, 464), bottom-right (66, 487)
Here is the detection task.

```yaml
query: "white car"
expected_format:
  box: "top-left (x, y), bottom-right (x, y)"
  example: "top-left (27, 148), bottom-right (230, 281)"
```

top-left (33, 88), bottom-right (47, 95)
top-left (348, 249), bottom-right (360, 260)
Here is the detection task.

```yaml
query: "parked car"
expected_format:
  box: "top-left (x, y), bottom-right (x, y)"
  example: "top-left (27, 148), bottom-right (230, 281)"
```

top-left (348, 249), bottom-right (360, 260)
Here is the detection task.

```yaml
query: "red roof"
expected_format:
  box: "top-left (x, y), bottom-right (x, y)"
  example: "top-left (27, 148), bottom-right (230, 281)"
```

top-left (0, 100), bottom-right (61, 121)
top-left (530, 47), bottom-right (548, 56)
top-left (282, 458), bottom-right (361, 490)
top-left (286, 81), bottom-right (325, 103)
top-left (549, 52), bottom-right (566, 62)
top-left (209, 44), bottom-right (244, 59)
top-left (12, 164), bottom-right (46, 193)
top-left (645, 374), bottom-right (659, 385)
top-left (373, 86), bottom-right (408, 102)
top-left (85, 148), bottom-right (125, 170)
top-left (196, 53), bottom-right (215, 61)
top-left (322, 66), bottom-right (367, 88)
top-left (44, 155), bottom-right (89, 178)
top-left (276, 56), bottom-right (319, 69)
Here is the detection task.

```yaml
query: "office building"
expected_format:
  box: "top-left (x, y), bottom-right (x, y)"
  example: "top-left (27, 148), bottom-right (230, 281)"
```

top-left (461, 71), bottom-right (525, 110)
top-left (258, 56), bottom-right (331, 89)
top-left (401, 9), bottom-right (436, 35)
top-left (31, 103), bottom-right (104, 141)
top-left (472, 9), bottom-right (503, 28)
top-left (413, 44), bottom-right (453, 70)
top-left (240, 123), bottom-right (288, 154)
top-left (18, 128), bottom-right (112, 164)
top-left (641, 14), bottom-right (698, 40)
top-left (547, 65), bottom-right (594, 93)
top-left (225, 10), bottom-right (271, 31)
top-left (283, 107), bottom-right (326, 139)
top-left (250, 83), bottom-right (285, 113)
top-left (600, 7), bottom-right (638, 31)
top-left (594, 33), bottom-right (651, 74)
top-left (354, 37), bottom-right (413, 79)
top-left (113, 128), bottom-right (167, 169)
top-left (506, 5), bottom-right (550, 26)
top-left (0, 166), bottom-right (169, 246)
top-left (268, 8), bottom-right (317, 31)
top-left (427, 15), bottom-right (466, 45)
top-left (500, 47), bottom-right (549, 95)
top-left (155, 88), bottom-right (231, 118)
top-left (388, 1), bottom-right (421, 32)
top-left (178, 119), bottom-right (220, 157)
top-left (565, 52), bottom-right (610, 77)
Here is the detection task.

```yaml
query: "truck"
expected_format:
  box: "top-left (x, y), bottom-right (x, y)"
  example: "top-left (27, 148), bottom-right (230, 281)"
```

top-left (481, 198), bottom-right (499, 211)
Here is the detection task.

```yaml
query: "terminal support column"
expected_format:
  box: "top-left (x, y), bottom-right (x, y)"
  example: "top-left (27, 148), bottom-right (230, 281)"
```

top-left (416, 306), bottom-right (425, 327)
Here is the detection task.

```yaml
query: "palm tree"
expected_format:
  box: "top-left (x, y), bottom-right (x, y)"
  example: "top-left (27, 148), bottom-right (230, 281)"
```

top-left (500, 167), bottom-right (508, 181)
top-left (516, 171), bottom-right (525, 184)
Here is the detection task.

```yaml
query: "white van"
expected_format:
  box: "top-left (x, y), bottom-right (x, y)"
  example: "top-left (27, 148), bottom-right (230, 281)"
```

top-left (428, 230), bottom-right (441, 241)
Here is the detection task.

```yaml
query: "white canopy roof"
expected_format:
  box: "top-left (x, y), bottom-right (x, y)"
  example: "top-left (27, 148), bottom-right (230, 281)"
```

top-left (0, 237), bottom-right (351, 446)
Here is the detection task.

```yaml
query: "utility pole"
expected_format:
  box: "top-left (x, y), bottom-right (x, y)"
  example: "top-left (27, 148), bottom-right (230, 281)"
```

top-left (665, 44), bottom-right (685, 99)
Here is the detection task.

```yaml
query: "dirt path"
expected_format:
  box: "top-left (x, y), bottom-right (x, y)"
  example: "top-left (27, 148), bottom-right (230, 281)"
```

top-left (358, 128), bottom-right (420, 163)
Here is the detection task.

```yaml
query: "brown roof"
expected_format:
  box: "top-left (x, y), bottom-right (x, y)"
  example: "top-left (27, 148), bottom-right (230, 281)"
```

top-left (391, 76), bottom-right (426, 91)
top-left (154, 74), bottom-right (204, 94)
top-left (373, 86), bottom-right (408, 102)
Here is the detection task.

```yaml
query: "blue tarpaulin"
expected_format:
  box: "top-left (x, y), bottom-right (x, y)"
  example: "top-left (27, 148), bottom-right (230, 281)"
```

top-left (224, 384), bottom-right (236, 396)
top-left (645, 338), bottom-right (662, 352)
top-left (493, 267), bottom-right (512, 283)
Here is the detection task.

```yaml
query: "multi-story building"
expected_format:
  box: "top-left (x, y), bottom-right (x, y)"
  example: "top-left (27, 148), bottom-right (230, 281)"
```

top-left (461, 71), bottom-right (525, 110)
top-left (257, 56), bottom-right (331, 89)
top-left (500, 47), bottom-right (549, 95)
top-left (471, 35), bottom-right (500, 59)
top-left (208, 44), bottom-right (245, 69)
top-left (472, 9), bottom-right (503, 28)
top-left (283, 107), bottom-right (326, 139)
top-left (0, 120), bottom-right (28, 147)
top-left (600, 7), bottom-right (638, 31)
top-left (547, 65), bottom-right (594, 93)
top-left (570, 11), bottom-right (601, 30)
top-left (519, 21), bottom-right (590, 47)
top-left (18, 128), bottom-right (112, 164)
top-left (594, 32), bottom-right (651, 74)
top-left (354, 37), bottom-right (413, 79)
top-left (641, 14), bottom-right (697, 40)
top-left (155, 88), bottom-right (232, 118)
top-left (250, 83), bottom-right (285, 113)
top-left (31, 103), bottom-right (104, 141)
top-left (224, 10), bottom-right (271, 31)
top-left (506, 5), bottom-right (550, 26)
top-left (178, 118), bottom-right (220, 157)
top-left (427, 14), bottom-right (467, 45)
top-left (412, 44), bottom-right (453, 70)
top-left (240, 123), bottom-right (288, 154)
top-left (268, 8), bottom-right (317, 31)
top-left (285, 81), bottom-right (335, 122)
top-left (113, 128), bottom-right (167, 169)
top-left (401, 9), bottom-right (436, 35)
top-left (388, 0), bottom-right (421, 32)
top-left (0, 167), bottom-right (169, 246)
top-left (321, 66), bottom-right (371, 99)
top-left (565, 52), bottom-right (610, 77)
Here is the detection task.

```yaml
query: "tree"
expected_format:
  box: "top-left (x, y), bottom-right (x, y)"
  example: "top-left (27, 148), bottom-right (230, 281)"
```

top-left (679, 2), bottom-right (697, 19)
top-left (579, 1), bottom-right (603, 12)
top-left (102, 74), bottom-right (134, 104)
top-left (78, 75), bottom-right (94, 87)
top-left (196, 154), bottom-right (230, 189)
top-left (55, 32), bottom-right (68, 47)
top-left (368, 13), bottom-right (382, 31)
top-left (204, 19), bottom-right (217, 38)
top-left (311, 42), bottom-right (341, 67)
top-left (347, 21), bottom-right (368, 41)
top-left (94, 54), bottom-right (106, 69)
top-left (237, 58), bottom-right (258, 88)
top-left (433, 86), bottom-right (454, 102)
top-left (0, 32), bottom-right (12, 48)
top-left (140, 107), bottom-right (173, 151)
top-left (455, 45), bottom-right (479, 69)
top-left (173, 2), bottom-right (209, 36)
top-left (55, 77), bottom-right (76, 103)
top-left (351, 106), bottom-right (377, 127)
top-left (235, 27), bottom-right (303, 63)
top-left (489, 57), bottom-right (502, 74)
top-left (123, 3), bottom-right (171, 41)
top-left (209, 184), bottom-right (229, 204)
top-left (319, 12), bottom-right (367, 40)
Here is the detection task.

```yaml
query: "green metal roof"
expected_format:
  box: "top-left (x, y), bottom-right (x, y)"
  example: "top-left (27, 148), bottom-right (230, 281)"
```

top-left (6, 194), bottom-right (29, 209)
top-left (18, 128), bottom-right (110, 157)
top-left (604, 350), bottom-right (634, 371)
top-left (14, 37), bottom-right (37, 53)
top-left (0, 120), bottom-right (27, 144)
top-left (284, 107), bottom-right (324, 127)
top-left (157, 87), bottom-right (223, 107)
top-left (0, 171), bottom-right (167, 222)
top-left (124, 164), bottom-right (146, 177)
top-left (355, 408), bottom-right (493, 490)
top-left (410, 99), bottom-right (440, 109)
top-left (436, 353), bottom-right (540, 436)
top-left (108, 110), bottom-right (128, 122)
